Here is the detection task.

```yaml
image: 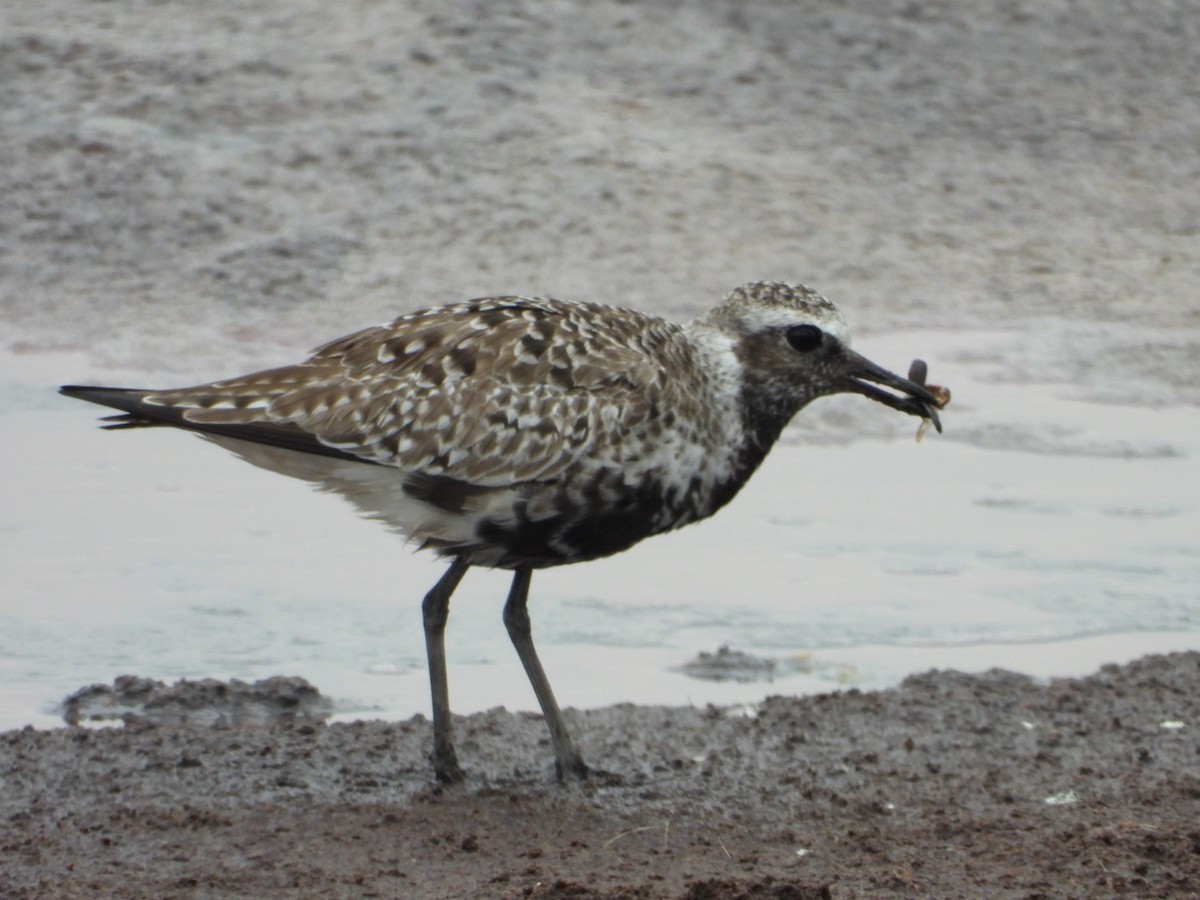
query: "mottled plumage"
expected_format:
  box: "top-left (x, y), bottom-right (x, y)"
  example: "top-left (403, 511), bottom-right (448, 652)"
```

top-left (62, 281), bottom-right (943, 782)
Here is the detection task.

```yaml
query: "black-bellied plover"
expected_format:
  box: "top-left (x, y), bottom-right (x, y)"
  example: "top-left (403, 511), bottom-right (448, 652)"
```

top-left (61, 281), bottom-right (946, 782)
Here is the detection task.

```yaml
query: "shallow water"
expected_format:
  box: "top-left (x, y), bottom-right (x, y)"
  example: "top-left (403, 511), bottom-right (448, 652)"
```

top-left (2, 326), bottom-right (1197, 730)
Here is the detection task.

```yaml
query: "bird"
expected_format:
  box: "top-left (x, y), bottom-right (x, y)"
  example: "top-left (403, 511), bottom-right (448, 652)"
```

top-left (61, 281), bottom-right (945, 783)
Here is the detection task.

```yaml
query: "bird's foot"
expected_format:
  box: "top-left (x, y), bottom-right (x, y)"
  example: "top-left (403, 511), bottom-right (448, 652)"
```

top-left (432, 750), bottom-right (466, 785)
top-left (555, 755), bottom-right (590, 783)
top-left (555, 757), bottom-right (626, 788)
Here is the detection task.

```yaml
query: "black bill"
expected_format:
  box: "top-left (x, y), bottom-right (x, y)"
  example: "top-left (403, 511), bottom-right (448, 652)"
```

top-left (841, 351), bottom-right (945, 434)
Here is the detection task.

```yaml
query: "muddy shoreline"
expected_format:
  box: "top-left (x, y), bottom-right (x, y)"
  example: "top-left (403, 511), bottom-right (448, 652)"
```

top-left (4, 653), bottom-right (1198, 898)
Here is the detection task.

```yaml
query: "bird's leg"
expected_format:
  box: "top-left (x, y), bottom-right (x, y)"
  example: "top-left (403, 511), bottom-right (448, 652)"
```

top-left (421, 557), bottom-right (470, 783)
top-left (502, 568), bottom-right (589, 781)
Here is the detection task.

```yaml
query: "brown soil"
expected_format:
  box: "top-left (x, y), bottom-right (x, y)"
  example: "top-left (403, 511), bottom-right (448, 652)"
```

top-left (4, 653), bottom-right (1199, 898)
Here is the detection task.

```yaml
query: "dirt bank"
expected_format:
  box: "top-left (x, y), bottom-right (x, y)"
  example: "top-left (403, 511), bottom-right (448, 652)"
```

top-left (3, 653), bottom-right (1198, 898)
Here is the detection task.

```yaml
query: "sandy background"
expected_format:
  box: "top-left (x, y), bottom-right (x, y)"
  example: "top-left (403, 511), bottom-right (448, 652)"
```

top-left (2, 0), bottom-right (1199, 896)
top-left (3, 0), bottom-right (1198, 385)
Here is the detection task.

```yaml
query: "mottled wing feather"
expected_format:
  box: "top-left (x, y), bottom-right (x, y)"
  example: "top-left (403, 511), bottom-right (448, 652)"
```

top-left (144, 297), bottom-right (678, 487)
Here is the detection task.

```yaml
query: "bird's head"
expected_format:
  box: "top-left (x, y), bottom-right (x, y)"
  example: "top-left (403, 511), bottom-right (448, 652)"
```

top-left (694, 281), bottom-right (944, 439)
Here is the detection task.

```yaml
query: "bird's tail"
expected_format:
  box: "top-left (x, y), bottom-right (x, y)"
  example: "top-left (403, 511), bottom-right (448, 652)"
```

top-left (59, 385), bottom-right (170, 429)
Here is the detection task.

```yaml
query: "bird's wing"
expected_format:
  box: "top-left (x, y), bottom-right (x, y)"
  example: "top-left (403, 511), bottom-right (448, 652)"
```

top-left (138, 297), bottom-right (684, 485)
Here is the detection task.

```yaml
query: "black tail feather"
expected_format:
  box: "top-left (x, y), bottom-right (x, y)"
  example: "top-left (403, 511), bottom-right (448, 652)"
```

top-left (60, 385), bottom-right (157, 416)
top-left (58, 384), bottom-right (371, 464)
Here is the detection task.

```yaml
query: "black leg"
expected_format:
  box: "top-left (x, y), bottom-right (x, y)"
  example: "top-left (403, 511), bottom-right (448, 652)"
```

top-left (421, 557), bottom-right (469, 783)
top-left (502, 568), bottom-right (589, 780)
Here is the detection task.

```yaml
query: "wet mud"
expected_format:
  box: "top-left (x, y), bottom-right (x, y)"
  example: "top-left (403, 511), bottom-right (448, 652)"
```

top-left (4, 653), bottom-right (1198, 898)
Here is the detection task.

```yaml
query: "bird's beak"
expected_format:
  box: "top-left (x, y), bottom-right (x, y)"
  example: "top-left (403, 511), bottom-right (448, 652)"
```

top-left (841, 350), bottom-right (945, 433)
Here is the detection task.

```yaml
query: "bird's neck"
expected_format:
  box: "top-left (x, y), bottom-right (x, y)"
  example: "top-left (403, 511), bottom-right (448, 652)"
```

top-left (685, 318), bottom-right (802, 451)
top-left (681, 321), bottom-right (798, 514)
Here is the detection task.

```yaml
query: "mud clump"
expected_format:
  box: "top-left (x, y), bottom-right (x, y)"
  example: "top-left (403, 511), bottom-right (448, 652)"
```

top-left (60, 674), bottom-right (334, 726)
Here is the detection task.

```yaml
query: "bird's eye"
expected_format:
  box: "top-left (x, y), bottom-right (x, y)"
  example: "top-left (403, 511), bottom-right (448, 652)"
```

top-left (785, 324), bottom-right (823, 353)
